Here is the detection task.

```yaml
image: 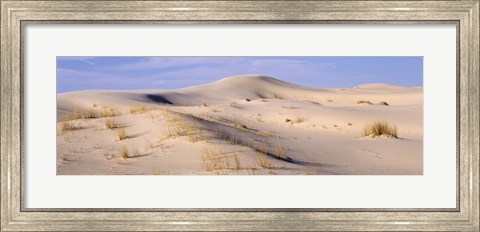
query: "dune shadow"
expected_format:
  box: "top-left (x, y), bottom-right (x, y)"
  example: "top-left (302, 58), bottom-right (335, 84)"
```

top-left (145, 94), bottom-right (173, 105)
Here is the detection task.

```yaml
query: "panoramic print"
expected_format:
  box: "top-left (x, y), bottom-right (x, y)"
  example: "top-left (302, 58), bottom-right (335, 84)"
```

top-left (57, 57), bottom-right (423, 175)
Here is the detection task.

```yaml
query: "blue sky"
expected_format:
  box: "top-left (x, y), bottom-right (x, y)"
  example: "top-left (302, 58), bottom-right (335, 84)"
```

top-left (57, 57), bottom-right (423, 93)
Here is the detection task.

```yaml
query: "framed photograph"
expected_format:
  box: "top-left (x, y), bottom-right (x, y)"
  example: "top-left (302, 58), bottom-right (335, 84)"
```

top-left (1, 0), bottom-right (478, 231)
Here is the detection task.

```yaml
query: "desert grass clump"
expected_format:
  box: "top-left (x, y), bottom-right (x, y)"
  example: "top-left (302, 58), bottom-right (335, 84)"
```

top-left (274, 145), bottom-right (287, 159)
top-left (100, 107), bottom-right (120, 118)
top-left (105, 119), bottom-right (118, 129)
top-left (201, 148), bottom-right (225, 172)
top-left (295, 117), bottom-right (306, 123)
top-left (117, 128), bottom-right (127, 141)
top-left (60, 120), bottom-right (80, 133)
top-left (256, 153), bottom-right (273, 169)
top-left (83, 108), bottom-right (99, 119)
top-left (356, 100), bottom-right (372, 105)
top-left (120, 145), bottom-right (129, 159)
top-left (245, 98), bottom-right (251, 102)
top-left (362, 121), bottom-right (398, 138)
top-left (129, 105), bottom-right (147, 114)
top-left (62, 108), bottom-right (84, 121)
top-left (285, 118), bottom-right (292, 123)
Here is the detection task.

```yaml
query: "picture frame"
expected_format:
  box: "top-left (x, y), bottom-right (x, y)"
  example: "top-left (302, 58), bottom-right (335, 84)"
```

top-left (1, 0), bottom-right (478, 231)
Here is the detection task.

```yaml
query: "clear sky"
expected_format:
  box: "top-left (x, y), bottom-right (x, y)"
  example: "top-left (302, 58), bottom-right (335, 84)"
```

top-left (57, 57), bottom-right (423, 93)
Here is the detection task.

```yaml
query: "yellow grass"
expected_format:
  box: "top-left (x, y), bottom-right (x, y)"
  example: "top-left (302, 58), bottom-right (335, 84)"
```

top-left (129, 105), bottom-right (147, 114)
top-left (120, 145), bottom-right (129, 159)
top-left (362, 121), bottom-right (398, 138)
top-left (117, 128), bottom-right (127, 141)
top-left (60, 121), bottom-right (79, 133)
top-left (83, 108), bottom-right (99, 119)
top-left (105, 119), bottom-right (118, 129)
top-left (100, 107), bottom-right (120, 117)
top-left (256, 153), bottom-right (273, 169)
top-left (274, 145), bottom-right (287, 159)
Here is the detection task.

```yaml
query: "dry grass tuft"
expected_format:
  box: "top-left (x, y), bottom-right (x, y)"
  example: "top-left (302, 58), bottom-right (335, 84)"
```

top-left (163, 111), bottom-right (206, 143)
top-left (117, 128), bottom-right (127, 141)
top-left (120, 145), bottom-right (129, 159)
top-left (100, 107), bottom-right (120, 117)
top-left (274, 145), bottom-right (287, 159)
top-left (356, 100), bottom-right (373, 105)
top-left (105, 119), bottom-right (118, 129)
top-left (362, 121), bottom-right (398, 138)
top-left (256, 153), bottom-right (273, 169)
top-left (285, 118), bottom-right (292, 123)
top-left (245, 98), bottom-right (251, 102)
top-left (129, 105), bottom-right (147, 114)
top-left (295, 117), bottom-right (306, 123)
top-left (202, 148), bottom-right (229, 172)
top-left (60, 121), bottom-right (80, 133)
top-left (83, 108), bottom-right (99, 119)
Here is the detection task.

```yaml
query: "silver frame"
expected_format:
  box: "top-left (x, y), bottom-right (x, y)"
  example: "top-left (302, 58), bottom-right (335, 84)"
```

top-left (1, 1), bottom-right (478, 231)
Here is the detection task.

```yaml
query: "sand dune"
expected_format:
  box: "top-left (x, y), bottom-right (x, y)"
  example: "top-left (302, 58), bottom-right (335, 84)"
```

top-left (57, 75), bottom-right (423, 175)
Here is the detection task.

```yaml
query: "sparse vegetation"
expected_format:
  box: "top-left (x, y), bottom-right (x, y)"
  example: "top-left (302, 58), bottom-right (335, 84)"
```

top-left (245, 98), bottom-right (251, 102)
top-left (379, 101), bottom-right (389, 106)
top-left (120, 145), bottom-right (129, 159)
top-left (105, 119), bottom-right (118, 129)
top-left (129, 105), bottom-right (147, 114)
top-left (117, 128), bottom-right (127, 141)
top-left (327, 99), bottom-right (334, 103)
top-left (202, 148), bottom-right (230, 172)
top-left (348, 123), bottom-right (353, 126)
top-left (100, 107), bottom-right (120, 117)
top-left (274, 145), bottom-right (287, 159)
top-left (295, 117), bottom-right (305, 123)
top-left (356, 100), bottom-right (372, 105)
top-left (60, 121), bottom-right (79, 133)
top-left (285, 118), bottom-right (292, 123)
top-left (202, 102), bottom-right (208, 107)
top-left (256, 153), bottom-right (273, 169)
top-left (362, 121), bottom-right (398, 138)
top-left (83, 108), bottom-right (99, 119)
top-left (163, 110), bottom-right (206, 142)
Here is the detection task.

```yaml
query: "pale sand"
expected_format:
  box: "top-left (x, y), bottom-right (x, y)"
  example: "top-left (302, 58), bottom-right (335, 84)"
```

top-left (56, 75), bottom-right (423, 175)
